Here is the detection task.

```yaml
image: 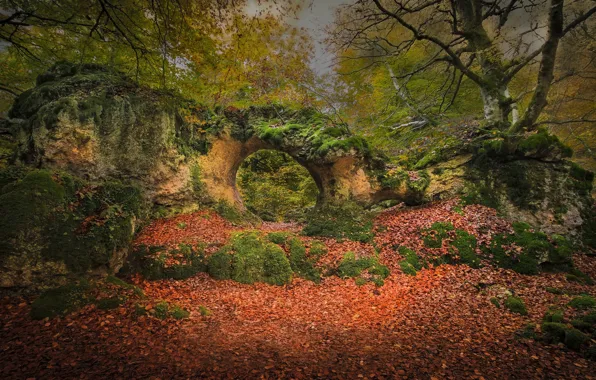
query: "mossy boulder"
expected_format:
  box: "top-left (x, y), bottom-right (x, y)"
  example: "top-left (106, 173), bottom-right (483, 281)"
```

top-left (0, 168), bottom-right (143, 289)
top-left (206, 232), bottom-right (292, 286)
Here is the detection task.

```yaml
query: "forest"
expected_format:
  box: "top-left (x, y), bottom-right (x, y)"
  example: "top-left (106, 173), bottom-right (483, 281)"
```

top-left (0, 0), bottom-right (595, 378)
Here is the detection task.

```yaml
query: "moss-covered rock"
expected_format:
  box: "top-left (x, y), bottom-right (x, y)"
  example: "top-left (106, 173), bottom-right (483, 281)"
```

top-left (30, 281), bottom-right (91, 320)
top-left (125, 244), bottom-right (206, 281)
top-left (504, 296), bottom-right (527, 315)
top-left (0, 169), bottom-right (144, 289)
top-left (482, 222), bottom-right (574, 274)
top-left (288, 237), bottom-right (321, 283)
top-left (206, 232), bottom-right (292, 286)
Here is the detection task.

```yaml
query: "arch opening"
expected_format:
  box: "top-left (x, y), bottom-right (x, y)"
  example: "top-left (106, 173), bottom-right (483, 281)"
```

top-left (235, 150), bottom-right (320, 222)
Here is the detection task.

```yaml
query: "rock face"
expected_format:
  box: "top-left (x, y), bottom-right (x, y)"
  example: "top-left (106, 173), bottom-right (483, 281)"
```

top-left (426, 155), bottom-right (595, 244)
top-left (1, 63), bottom-right (594, 289)
top-left (5, 63), bottom-right (427, 210)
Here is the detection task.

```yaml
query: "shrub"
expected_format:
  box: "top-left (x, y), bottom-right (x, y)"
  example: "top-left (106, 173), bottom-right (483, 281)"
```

top-left (568, 295), bottom-right (596, 310)
top-left (504, 296), bottom-right (527, 315)
top-left (30, 282), bottom-right (91, 320)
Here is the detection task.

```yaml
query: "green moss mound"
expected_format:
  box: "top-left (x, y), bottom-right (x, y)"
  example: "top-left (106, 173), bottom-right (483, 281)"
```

top-left (207, 232), bottom-right (292, 286)
top-left (302, 201), bottom-right (374, 242)
top-left (126, 244), bottom-right (206, 281)
top-left (422, 222), bottom-right (454, 248)
top-left (504, 296), bottom-right (527, 315)
top-left (338, 252), bottom-right (390, 286)
top-left (568, 295), bottom-right (596, 310)
top-left (398, 246), bottom-right (423, 276)
top-left (288, 238), bottom-right (321, 283)
top-left (150, 301), bottom-right (190, 320)
top-left (483, 222), bottom-right (573, 275)
top-left (30, 282), bottom-right (91, 320)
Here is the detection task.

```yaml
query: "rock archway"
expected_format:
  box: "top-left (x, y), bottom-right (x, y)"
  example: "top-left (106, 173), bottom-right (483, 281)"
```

top-left (197, 129), bottom-right (377, 209)
top-left (2, 63), bottom-right (437, 212)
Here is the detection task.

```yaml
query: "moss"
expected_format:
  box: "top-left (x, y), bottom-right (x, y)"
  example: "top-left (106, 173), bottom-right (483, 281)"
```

top-left (545, 287), bottom-right (565, 295)
top-left (0, 165), bottom-right (30, 191)
top-left (482, 223), bottom-right (573, 275)
top-left (214, 200), bottom-right (259, 226)
top-left (564, 328), bottom-right (589, 351)
top-left (376, 167), bottom-right (408, 189)
top-left (267, 232), bottom-right (290, 245)
top-left (289, 238), bottom-right (321, 283)
top-left (517, 129), bottom-right (573, 158)
top-left (504, 296), bottom-right (527, 315)
top-left (309, 241), bottom-right (327, 257)
top-left (542, 322), bottom-right (567, 343)
top-left (96, 296), bottom-right (125, 310)
top-left (490, 297), bottom-right (501, 308)
top-left (106, 275), bottom-right (145, 297)
top-left (0, 170), bottom-right (68, 258)
top-left (30, 282), bottom-right (91, 320)
top-left (398, 246), bottom-right (423, 276)
top-left (124, 244), bottom-right (206, 281)
top-left (134, 303), bottom-right (148, 317)
top-left (261, 243), bottom-right (293, 285)
top-left (302, 201), bottom-right (374, 243)
top-left (207, 248), bottom-right (233, 280)
top-left (149, 301), bottom-right (187, 319)
top-left (543, 308), bottom-right (565, 323)
top-left (568, 295), bottom-right (596, 310)
top-left (423, 222), bottom-right (454, 248)
top-left (338, 252), bottom-right (390, 286)
top-left (152, 301), bottom-right (170, 319)
top-left (450, 230), bottom-right (480, 268)
top-left (405, 170), bottom-right (430, 204)
top-left (171, 305), bottom-right (190, 319)
top-left (208, 232), bottom-right (292, 285)
top-left (566, 268), bottom-right (594, 285)
top-left (199, 305), bottom-right (211, 316)
top-left (517, 323), bottom-right (537, 339)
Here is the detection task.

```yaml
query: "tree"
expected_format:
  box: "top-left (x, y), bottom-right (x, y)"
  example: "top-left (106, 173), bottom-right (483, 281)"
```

top-left (329, 0), bottom-right (596, 145)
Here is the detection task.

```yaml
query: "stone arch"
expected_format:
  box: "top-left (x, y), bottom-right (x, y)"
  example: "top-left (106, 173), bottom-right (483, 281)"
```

top-left (6, 63), bottom-right (429, 211)
top-left (197, 131), bottom-right (376, 210)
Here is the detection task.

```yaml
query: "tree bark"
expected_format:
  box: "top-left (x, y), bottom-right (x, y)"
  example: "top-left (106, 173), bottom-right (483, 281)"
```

top-left (509, 0), bottom-right (565, 133)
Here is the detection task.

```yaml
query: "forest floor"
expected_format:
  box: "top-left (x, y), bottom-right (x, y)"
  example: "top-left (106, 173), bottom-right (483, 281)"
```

top-left (1, 200), bottom-right (595, 379)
